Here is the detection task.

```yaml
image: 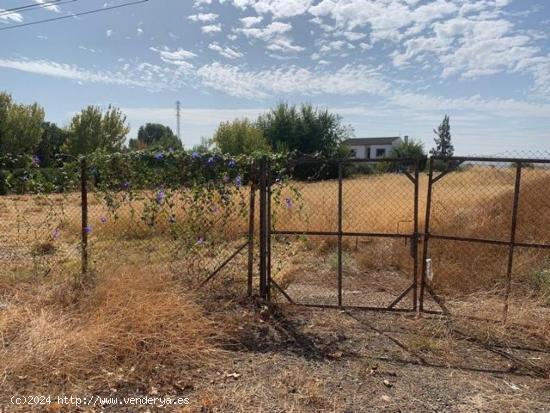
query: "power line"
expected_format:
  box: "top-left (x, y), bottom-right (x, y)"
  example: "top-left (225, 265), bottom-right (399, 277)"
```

top-left (0, 0), bottom-right (63, 15)
top-left (0, 0), bottom-right (80, 16)
top-left (0, 0), bottom-right (149, 32)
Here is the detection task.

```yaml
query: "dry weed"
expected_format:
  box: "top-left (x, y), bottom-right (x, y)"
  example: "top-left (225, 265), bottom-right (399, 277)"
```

top-left (0, 267), bottom-right (227, 395)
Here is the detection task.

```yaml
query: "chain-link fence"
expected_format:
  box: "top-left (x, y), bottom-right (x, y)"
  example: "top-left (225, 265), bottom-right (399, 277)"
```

top-left (268, 158), bottom-right (420, 311)
top-left (0, 153), bottom-right (256, 298)
top-left (421, 156), bottom-right (550, 324)
top-left (2, 152), bottom-right (549, 325)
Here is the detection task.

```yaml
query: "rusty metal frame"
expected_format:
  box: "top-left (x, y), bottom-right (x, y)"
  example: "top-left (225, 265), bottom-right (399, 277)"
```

top-left (420, 156), bottom-right (550, 321)
top-left (265, 158), bottom-right (420, 312)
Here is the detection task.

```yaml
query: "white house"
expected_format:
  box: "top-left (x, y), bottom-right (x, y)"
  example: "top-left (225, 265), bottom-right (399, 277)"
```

top-left (342, 136), bottom-right (404, 159)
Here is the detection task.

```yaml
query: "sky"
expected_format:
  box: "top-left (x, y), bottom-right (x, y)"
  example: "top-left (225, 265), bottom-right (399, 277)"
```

top-left (0, 0), bottom-right (549, 156)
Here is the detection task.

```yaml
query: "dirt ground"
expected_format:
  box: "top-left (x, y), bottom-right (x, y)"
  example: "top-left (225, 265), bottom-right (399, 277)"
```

top-left (1, 291), bottom-right (549, 413)
top-left (168, 301), bottom-right (548, 413)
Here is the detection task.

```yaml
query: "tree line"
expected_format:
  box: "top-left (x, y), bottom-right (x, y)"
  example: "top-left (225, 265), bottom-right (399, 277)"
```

top-left (0, 91), bottom-right (454, 168)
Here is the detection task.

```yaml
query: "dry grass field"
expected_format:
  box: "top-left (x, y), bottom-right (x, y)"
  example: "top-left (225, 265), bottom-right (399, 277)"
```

top-left (1, 166), bottom-right (549, 412)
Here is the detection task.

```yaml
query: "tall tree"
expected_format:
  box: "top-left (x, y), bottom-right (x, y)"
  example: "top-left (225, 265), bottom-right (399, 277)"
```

top-left (256, 103), bottom-right (352, 156)
top-left (212, 118), bottom-right (270, 155)
top-left (35, 122), bottom-right (68, 167)
top-left (430, 115), bottom-right (454, 157)
top-left (65, 105), bottom-right (129, 155)
top-left (0, 92), bottom-right (45, 156)
top-left (128, 123), bottom-right (182, 150)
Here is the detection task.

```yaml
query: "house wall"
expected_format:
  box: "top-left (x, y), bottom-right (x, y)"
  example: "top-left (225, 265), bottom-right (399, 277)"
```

top-left (349, 145), bottom-right (367, 159)
top-left (348, 138), bottom-right (402, 159)
top-left (370, 144), bottom-right (392, 158)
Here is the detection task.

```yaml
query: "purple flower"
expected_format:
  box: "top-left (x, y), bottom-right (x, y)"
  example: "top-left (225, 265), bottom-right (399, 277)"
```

top-left (196, 237), bottom-right (205, 246)
top-left (154, 152), bottom-right (164, 161)
top-left (228, 159), bottom-right (236, 168)
top-left (207, 157), bottom-right (216, 166)
top-left (285, 197), bottom-right (293, 209)
top-left (235, 175), bottom-right (242, 188)
top-left (191, 151), bottom-right (200, 159)
top-left (155, 189), bottom-right (165, 205)
top-left (100, 216), bottom-right (108, 224)
top-left (31, 155), bottom-right (40, 167)
top-left (121, 181), bottom-right (129, 190)
top-left (52, 228), bottom-right (61, 239)
top-left (84, 226), bottom-right (92, 234)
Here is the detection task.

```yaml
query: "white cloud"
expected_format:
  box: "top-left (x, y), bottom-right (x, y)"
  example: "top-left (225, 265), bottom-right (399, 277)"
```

top-left (202, 23), bottom-right (222, 34)
top-left (392, 16), bottom-right (540, 81)
top-left (266, 37), bottom-right (305, 53)
top-left (0, 58), bottom-right (150, 88)
top-left (106, 29), bottom-right (113, 37)
top-left (188, 13), bottom-right (219, 22)
top-left (309, 0), bottom-right (458, 42)
top-left (196, 62), bottom-right (389, 99)
top-left (208, 42), bottom-right (244, 59)
top-left (0, 10), bottom-right (23, 23)
top-left (230, 0), bottom-right (313, 18)
top-left (240, 16), bottom-right (263, 27)
top-left (149, 46), bottom-right (197, 69)
top-left (34, 0), bottom-right (60, 13)
top-left (237, 21), bottom-right (292, 41)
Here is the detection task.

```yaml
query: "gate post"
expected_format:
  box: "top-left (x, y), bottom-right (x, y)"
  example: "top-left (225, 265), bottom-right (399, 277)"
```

top-left (419, 157), bottom-right (434, 312)
top-left (247, 162), bottom-right (257, 297)
top-left (258, 157), bottom-right (269, 299)
top-left (503, 162), bottom-right (522, 323)
top-left (412, 159), bottom-right (419, 311)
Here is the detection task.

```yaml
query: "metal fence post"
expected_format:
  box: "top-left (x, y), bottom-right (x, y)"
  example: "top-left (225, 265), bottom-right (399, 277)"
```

top-left (419, 157), bottom-right (434, 312)
top-left (266, 158), bottom-right (272, 302)
top-left (258, 157), bottom-right (268, 299)
top-left (247, 164), bottom-right (256, 297)
top-left (503, 162), bottom-right (522, 323)
top-left (337, 161), bottom-right (343, 307)
top-left (80, 157), bottom-right (89, 284)
top-left (412, 159), bottom-right (420, 311)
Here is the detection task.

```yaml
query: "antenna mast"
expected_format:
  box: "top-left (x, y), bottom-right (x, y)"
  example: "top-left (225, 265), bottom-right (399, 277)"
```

top-left (176, 100), bottom-right (181, 142)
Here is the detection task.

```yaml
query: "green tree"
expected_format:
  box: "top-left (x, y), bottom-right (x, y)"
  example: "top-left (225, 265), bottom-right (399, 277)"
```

top-left (35, 122), bottom-right (68, 167)
top-left (430, 115), bottom-right (454, 157)
top-left (128, 123), bottom-right (182, 150)
top-left (65, 105), bottom-right (129, 155)
top-left (0, 92), bottom-right (45, 156)
top-left (391, 138), bottom-right (426, 160)
top-left (256, 103), bottom-right (352, 156)
top-left (212, 118), bottom-right (270, 155)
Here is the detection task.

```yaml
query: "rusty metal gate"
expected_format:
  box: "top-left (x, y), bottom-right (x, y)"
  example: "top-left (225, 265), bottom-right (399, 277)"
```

top-left (257, 158), bottom-right (421, 312)
top-left (420, 156), bottom-right (550, 322)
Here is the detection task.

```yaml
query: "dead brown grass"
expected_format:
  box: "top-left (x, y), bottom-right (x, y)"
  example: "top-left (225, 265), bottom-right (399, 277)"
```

top-left (0, 267), bottom-right (227, 395)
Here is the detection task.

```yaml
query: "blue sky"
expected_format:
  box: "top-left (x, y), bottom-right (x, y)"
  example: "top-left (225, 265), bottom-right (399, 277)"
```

top-left (1, 0), bottom-right (549, 155)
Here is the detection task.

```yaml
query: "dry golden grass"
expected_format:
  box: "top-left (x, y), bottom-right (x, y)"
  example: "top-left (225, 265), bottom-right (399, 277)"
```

top-left (0, 267), bottom-right (227, 395)
top-left (271, 167), bottom-right (550, 292)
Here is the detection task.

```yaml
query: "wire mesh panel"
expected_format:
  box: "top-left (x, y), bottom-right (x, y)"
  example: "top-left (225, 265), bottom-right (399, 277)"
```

top-left (271, 160), bottom-right (338, 234)
top-left (422, 157), bottom-right (550, 327)
top-left (270, 234), bottom-right (339, 306)
top-left (85, 153), bottom-right (253, 296)
top-left (0, 152), bottom-right (255, 299)
top-left (0, 161), bottom-right (81, 280)
top-left (270, 158), bottom-right (419, 310)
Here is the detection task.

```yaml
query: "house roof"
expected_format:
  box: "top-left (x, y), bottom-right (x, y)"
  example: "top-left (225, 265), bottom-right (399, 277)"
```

top-left (342, 137), bottom-right (401, 146)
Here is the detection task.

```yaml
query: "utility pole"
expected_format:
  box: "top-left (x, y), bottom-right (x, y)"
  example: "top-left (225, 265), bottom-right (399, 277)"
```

top-left (176, 100), bottom-right (181, 142)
